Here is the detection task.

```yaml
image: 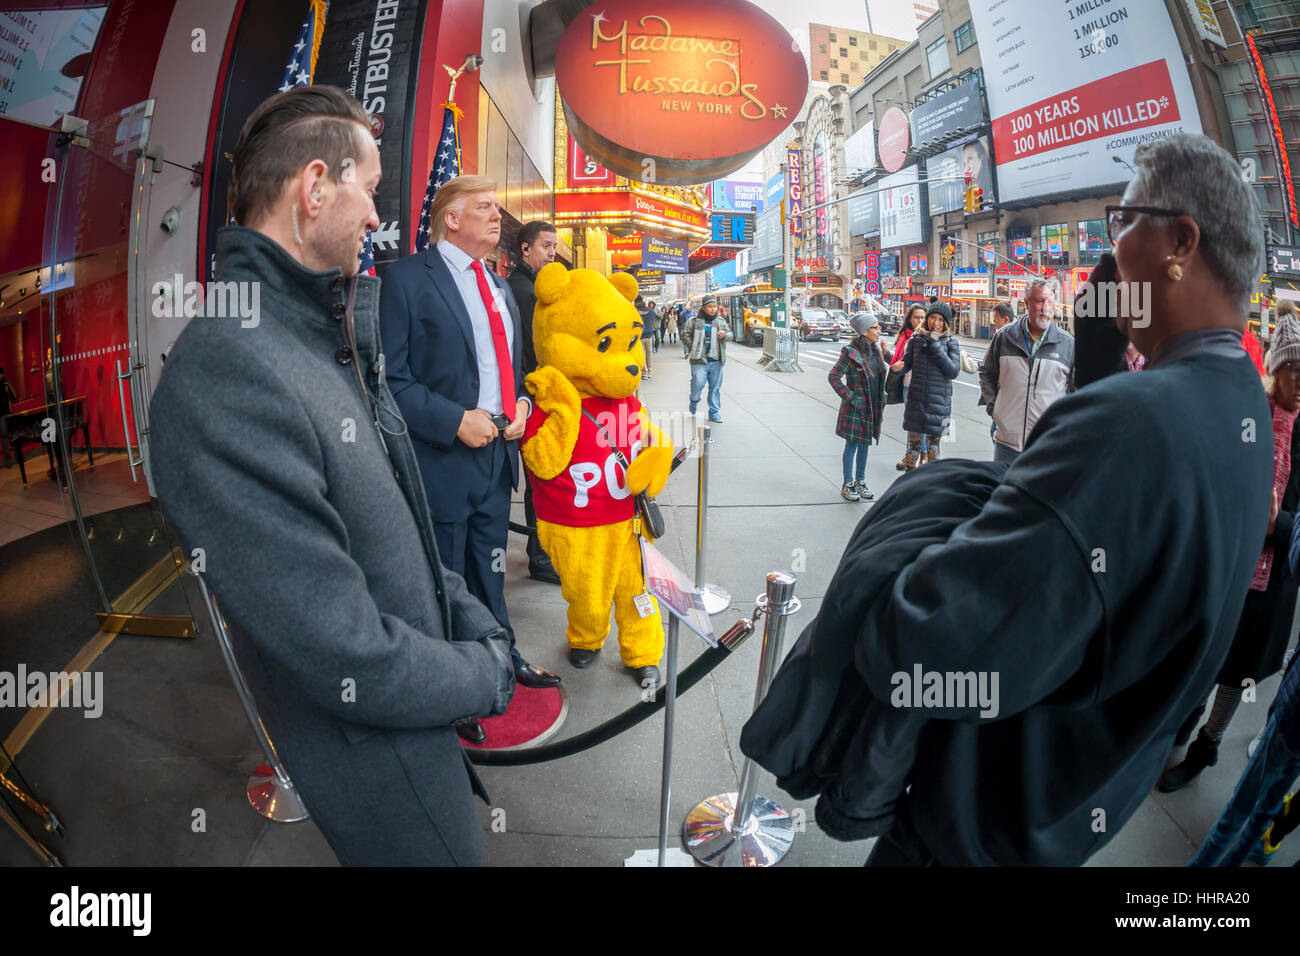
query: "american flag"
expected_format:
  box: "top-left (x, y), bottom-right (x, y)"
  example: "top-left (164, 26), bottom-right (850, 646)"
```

top-left (279, 0), bottom-right (327, 93)
top-left (415, 104), bottom-right (463, 253)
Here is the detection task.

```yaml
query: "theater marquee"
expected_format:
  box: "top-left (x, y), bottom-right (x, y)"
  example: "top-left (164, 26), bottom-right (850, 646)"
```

top-left (555, 0), bottom-right (809, 184)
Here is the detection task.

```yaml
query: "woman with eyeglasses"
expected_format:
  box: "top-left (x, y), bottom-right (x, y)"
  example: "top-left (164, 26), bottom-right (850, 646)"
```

top-left (1161, 306), bottom-right (1300, 800)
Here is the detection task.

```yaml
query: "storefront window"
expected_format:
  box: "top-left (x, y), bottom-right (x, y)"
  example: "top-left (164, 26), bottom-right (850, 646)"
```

top-left (976, 231), bottom-right (1000, 267)
top-left (1007, 232), bottom-right (1033, 267)
top-left (1040, 223), bottom-right (1070, 267)
top-left (1077, 219), bottom-right (1107, 266)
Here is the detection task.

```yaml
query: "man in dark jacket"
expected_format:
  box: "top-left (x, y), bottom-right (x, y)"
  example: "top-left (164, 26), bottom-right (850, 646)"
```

top-left (507, 220), bottom-right (560, 585)
top-left (149, 86), bottom-right (515, 865)
top-left (744, 133), bottom-right (1275, 866)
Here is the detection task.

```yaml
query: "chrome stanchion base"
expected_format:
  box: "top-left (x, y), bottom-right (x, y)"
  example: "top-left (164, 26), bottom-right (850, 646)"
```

top-left (683, 791), bottom-right (793, 867)
top-left (247, 768), bottom-right (311, 823)
top-left (698, 584), bottom-right (731, 616)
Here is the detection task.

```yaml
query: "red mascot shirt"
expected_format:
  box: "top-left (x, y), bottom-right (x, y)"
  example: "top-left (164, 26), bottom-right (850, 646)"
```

top-left (524, 395), bottom-right (645, 527)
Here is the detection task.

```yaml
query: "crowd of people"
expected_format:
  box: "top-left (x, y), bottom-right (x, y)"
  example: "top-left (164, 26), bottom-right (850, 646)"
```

top-left (145, 84), bottom-right (1297, 867)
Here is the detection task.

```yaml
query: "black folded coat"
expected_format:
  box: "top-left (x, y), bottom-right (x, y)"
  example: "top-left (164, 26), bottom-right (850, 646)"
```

top-left (739, 459), bottom-right (1008, 840)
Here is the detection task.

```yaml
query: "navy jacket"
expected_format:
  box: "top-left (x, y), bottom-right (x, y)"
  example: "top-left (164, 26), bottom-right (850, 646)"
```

top-left (380, 246), bottom-right (525, 524)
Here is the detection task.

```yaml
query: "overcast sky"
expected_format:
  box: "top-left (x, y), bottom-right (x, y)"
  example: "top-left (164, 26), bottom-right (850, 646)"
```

top-left (732, 0), bottom-right (923, 181)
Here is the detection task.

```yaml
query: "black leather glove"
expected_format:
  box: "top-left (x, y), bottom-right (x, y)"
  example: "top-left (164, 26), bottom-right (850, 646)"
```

top-left (478, 630), bottom-right (516, 716)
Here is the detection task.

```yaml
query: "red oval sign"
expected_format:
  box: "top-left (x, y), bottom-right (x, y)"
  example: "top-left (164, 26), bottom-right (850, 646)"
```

top-left (555, 0), bottom-right (809, 185)
top-left (878, 106), bottom-right (910, 173)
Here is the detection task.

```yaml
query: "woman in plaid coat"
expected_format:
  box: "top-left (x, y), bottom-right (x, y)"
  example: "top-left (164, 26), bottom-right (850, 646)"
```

top-left (829, 314), bottom-right (890, 501)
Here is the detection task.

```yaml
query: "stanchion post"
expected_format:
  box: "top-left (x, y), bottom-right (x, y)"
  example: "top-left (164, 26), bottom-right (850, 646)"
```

top-left (694, 424), bottom-right (731, 615)
top-left (192, 570), bottom-right (311, 823)
top-left (682, 570), bottom-right (800, 867)
top-left (657, 615), bottom-right (680, 866)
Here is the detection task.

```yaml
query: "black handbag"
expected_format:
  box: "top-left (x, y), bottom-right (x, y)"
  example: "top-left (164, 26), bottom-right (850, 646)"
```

top-left (582, 409), bottom-right (666, 539)
top-left (884, 367), bottom-right (904, 405)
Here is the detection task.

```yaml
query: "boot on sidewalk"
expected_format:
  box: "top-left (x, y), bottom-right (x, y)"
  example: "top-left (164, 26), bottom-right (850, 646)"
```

top-left (1157, 731), bottom-right (1219, 792)
top-left (897, 433), bottom-right (923, 471)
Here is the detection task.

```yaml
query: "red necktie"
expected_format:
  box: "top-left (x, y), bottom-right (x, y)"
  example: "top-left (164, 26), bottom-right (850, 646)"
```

top-left (471, 260), bottom-right (517, 420)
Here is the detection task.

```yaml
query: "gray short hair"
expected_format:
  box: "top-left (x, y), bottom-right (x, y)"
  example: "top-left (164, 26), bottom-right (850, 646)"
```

top-left (1130, 133), bottom-right (1264, 312)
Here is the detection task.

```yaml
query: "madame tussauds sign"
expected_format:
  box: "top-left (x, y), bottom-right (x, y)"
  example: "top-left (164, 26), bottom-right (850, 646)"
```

top-left (555, 0), bottom-right (808, 184)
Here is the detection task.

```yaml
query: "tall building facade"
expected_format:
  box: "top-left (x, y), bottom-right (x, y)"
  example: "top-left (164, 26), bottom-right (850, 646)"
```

top-left (808, 23), bottom-right (906, 87)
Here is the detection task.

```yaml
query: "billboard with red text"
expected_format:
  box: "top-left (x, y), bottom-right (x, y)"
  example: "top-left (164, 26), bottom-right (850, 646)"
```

top-left (967, 2), bottom-right (1201, 202)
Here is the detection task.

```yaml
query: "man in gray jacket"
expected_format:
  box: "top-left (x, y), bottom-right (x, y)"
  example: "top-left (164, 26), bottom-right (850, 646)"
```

top-left (979, 279), bottom-right (1075, 463)
top-left (149, 86), bottom-right (514, 865)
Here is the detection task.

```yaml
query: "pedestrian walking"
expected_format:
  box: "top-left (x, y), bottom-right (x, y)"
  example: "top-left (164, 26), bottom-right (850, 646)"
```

top-left (1160, 313), bottom-right (1300, 793)
top-left (636, 295), bottom-right (656, 379)
top-left (682, 296), bottom-right (730, 422)
top-left (666, 308), bottom-right (678, 345)
top-left (898, 302), bottom-right (960, 469)
top-left (829, 314), bottom-right (889, 501)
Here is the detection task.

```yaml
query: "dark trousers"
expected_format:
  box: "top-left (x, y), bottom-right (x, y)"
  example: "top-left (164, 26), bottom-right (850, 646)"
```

top-left (523, 468), bottom-right (549, 567)
top-left (864, 803), bottom-right (941, 867)
top-left (434, 438), bottom-right (519, 665)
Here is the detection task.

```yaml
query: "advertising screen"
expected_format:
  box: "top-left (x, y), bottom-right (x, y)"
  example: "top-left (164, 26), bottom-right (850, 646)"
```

top-left (845, 121), bottom-right (876, 175)
top-left (910, 76), bottom-right (984, 150)
top-left (879, 165), bottom-right (926, 250)
top-left (967, 1), bottom-right (1201, 202)
top-left (847, 186), bottom-right (880, 236)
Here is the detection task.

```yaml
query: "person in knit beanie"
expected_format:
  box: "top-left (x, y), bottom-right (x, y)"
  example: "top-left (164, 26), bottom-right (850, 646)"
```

top-left (1161, 310), bottom-right (1300, 793)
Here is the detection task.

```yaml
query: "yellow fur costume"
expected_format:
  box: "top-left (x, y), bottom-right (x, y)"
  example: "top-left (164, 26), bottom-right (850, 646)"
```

top-left (521, 265), bottom-right (674, 669)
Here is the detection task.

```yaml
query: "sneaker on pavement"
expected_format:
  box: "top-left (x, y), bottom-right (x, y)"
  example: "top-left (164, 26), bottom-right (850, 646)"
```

top-left (854, 481), bottom-right (874, 500)
top-left (840, 483), bottom-right (860, 501)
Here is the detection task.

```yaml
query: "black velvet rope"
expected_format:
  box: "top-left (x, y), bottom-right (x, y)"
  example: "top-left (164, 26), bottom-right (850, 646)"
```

top-left (467, 641), bottom-right (734, 766)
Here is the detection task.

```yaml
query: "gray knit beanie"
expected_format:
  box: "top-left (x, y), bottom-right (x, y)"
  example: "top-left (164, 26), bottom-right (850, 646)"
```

top-left (1269, 314), bottom-right (1300, 373)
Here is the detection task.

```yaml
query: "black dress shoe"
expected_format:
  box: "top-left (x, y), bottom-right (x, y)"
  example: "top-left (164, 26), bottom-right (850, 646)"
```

top-left (569, 647), bottom-right (598, 668)
top-left (632, 665), bottom-right (661, 687)
top-left (454, 717), bottom-right (486, 744)
top-left (515, 661), bottom-right (561, 688)
top-left (528, 561), bottom-right (562, 585)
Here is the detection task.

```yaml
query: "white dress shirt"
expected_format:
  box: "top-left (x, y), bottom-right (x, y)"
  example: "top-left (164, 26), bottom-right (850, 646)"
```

top-left (437, 238), bottom-right (517, 416)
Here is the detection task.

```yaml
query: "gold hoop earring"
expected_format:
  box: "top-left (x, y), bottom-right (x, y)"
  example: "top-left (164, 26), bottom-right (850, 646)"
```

top-left (1165, 256), bottom-right (1183, 282)
top-left (291, 204), bottom-right (304, 248)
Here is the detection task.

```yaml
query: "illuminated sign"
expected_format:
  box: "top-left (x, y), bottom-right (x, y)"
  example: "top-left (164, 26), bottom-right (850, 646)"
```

top-left (950, 273), bottom-right (991, 298)
top-left (642, 233), bottom-right (689, 272)
top-left (1247, 34), bottom-right (1298, 229)
top-left (569, 133), bottom-right (617, 186)
top-left (555, 0), bottom-right (810, 183)
top-left (787, 146), bottom-right (803, 240)
top-left (865, 251), bottom-right (881, 295)
top-left (554, 188), bottom-right (711, 239)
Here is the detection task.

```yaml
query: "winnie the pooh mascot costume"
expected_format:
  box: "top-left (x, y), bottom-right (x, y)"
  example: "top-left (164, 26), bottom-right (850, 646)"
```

top-left (522, 264), bottom-right (675, 686)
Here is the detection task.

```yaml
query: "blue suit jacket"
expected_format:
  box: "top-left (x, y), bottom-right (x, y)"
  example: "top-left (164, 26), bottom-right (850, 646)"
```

top-left (380, 245), bottom-right (524, 524)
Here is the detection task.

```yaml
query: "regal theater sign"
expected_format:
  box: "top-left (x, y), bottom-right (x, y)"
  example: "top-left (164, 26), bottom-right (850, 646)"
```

top-left (555, 0), bottom-right (809, 184)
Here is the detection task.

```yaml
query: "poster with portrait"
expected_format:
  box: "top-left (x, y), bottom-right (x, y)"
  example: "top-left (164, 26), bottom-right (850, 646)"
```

top-left (927, 136), bottom-right (994, 216)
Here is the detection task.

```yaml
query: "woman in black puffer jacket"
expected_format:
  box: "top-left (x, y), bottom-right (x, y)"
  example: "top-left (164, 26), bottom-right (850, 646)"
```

top-left (900, 302), bottom-right (961, 468)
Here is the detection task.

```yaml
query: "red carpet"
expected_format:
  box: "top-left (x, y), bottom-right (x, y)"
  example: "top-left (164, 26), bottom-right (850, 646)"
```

top-left (464, 683), bottom-right (568, 750)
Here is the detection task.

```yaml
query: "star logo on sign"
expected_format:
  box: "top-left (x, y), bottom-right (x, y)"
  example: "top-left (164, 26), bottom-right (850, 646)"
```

top-left (591, 11), bottom-right (606, 26)
top-left (771, 104), bottom-right (788, 119)
top-left (1159, 96), bottom-right (1170, 109)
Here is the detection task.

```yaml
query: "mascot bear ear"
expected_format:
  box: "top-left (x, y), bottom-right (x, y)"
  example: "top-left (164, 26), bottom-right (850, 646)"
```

top-left (608, 271), bottom-right (639, 302)
top-left (535, 262), bottom-right (571, 305)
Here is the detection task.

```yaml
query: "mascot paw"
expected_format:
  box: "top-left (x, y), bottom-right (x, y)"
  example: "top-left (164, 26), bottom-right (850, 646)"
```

top-left (626, 445), bottom-right (674, 496)
top-left (525, 365), bottom-right (581, 416)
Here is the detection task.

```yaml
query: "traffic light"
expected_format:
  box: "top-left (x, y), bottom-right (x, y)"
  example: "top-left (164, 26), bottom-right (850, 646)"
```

top-left (963, 186), bottom-right (977, 213)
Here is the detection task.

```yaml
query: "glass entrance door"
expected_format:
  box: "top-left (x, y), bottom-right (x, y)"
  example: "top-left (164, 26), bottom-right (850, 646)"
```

top-left (40, 101), bottom-right (194, 636)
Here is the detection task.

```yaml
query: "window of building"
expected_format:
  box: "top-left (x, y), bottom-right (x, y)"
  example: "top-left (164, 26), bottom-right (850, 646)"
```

top-left (976, 231), bottom-right (1000, 266)
top-left (1040, 223), bottom-right (1070, 266)
top-left (925, 37), bottom-right (950, 78)
top-left (955, 20), bottom-right (976, 53)
top-left (830, 58), bottom-right (838, 68)
top-left (1077, 220), bottom-right (1107, 266)
top-left (818, 43), bottom-right (827, 53)
top-left (869, 39), bottom-right (877, 50)
top-left (1007, 231), bottom-right (1033, 266)
top-left (819, 70), bottom-right (829, 81)
top-left (829, 31), bottom-right (837, 41)
top-left (840, 47), bottom-right (848, 57)
top-left (849, 35), bottom-right (857, 46)
top-left (841, 73), bottom-right (850, 83)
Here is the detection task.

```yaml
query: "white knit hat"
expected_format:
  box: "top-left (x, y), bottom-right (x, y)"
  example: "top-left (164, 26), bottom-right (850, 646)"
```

top-left (1269, 314), bottom-right (1300, 373)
